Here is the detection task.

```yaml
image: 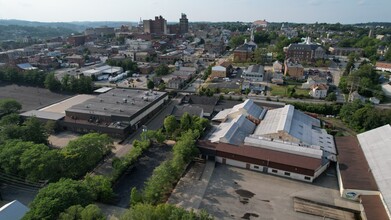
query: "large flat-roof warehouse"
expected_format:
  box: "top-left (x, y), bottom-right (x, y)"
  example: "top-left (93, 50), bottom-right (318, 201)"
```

top-left (63, 89), bottom-right (168, 137)
top-left (20, 88), bottom-right (168, 138)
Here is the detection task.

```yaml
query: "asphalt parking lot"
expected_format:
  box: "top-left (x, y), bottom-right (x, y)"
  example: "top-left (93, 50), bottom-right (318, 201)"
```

top-left (198, 164), bottom-right (360, 220)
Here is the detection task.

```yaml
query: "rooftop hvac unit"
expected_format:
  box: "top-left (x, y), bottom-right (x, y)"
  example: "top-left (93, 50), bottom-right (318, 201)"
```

top-left (119, 109), bottom-right (123, 112)
top-left (123, 98), bottom-right (127, 103)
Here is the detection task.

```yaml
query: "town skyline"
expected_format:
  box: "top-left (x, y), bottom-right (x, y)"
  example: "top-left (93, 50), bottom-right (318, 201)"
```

top-left (0, 0), bottom-right (390, 24)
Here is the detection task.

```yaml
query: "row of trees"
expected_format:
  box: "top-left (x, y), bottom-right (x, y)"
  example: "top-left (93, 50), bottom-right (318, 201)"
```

top-left (0, 67), bottom-right (46, 87)
top-left (339, 63), bottom-right (384, 101)
top-left (339, 100), bottom-right (391, 132)
top-left (288, 102), bottom-right (342, 116)
top-left (0, 67), bottom-right (94, 94)
top-left (44, 73), bottom-right (94, 94)
top-left (120, 203), bottom-right (212, 220)
top-left (106, 59), bottom-right (138, 72)
top-left (131, 129), bottom-right (201, 205)
top-left (129, 114), bottom-right (210, 205)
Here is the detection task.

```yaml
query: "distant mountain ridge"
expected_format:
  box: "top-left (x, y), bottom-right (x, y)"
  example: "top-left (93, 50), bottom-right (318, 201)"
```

top-left (0, 19), bottom-right (137, 32)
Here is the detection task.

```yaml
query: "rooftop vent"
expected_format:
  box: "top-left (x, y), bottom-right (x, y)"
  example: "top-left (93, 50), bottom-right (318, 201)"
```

top-left (99, 99), bottom-right (103, 102)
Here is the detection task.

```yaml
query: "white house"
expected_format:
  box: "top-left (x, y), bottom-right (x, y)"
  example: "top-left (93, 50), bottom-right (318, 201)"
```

top-left (242, 64), bottom-right (264, 82)
top-left (309, 84), bottom-right (328, 99)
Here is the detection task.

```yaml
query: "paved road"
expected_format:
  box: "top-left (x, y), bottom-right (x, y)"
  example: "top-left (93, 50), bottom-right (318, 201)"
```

top-left (112, 145), bottom-right (173, 208)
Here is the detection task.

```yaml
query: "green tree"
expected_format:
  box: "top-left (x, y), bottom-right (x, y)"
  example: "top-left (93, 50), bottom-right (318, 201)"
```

top-left (180, 113), bottom-right (192, 131)
top-left (147, 80), bottom-right (155, 90)
top-left (44, 72), bottom-right (61, 91)
top-left (120, 203), bottom-right (213, 220)
top-left (22, 117), bottom-right (48, 144)
top-left (58, 204), bottom-right (105, 220)
top-left (0, 140), bottom-right (33, 174)
top-left (23, 179), bottom-right (94, 220)
top-left (130, 187), bottom-right (143, 206)
top-left (83, 175), bottom-right (114, 202)
top-left (0, 113), bottom-right (20, 126)
top-left (163, 115), bottom-right (178, 135)
top-left (61, 133), bottom-right (113, 178)
top-left (0, 99), bottom-right (22, 115)
top-left (325, 92), bottom-right (337, 101)
top-left (19, 143), bottom-right (51, 181)
top-left (155, 64), bottom-right (170, 76)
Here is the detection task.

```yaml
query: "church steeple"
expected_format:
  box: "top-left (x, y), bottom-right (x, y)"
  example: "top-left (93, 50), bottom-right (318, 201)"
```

top-left (250, 28), bottom-right (254, 42)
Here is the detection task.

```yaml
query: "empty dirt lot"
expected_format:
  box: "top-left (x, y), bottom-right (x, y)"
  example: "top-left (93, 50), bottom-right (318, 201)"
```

top-left (0, 83), bottom-right (72, 111)
top-left (198, 164), bottom-right (360, 220)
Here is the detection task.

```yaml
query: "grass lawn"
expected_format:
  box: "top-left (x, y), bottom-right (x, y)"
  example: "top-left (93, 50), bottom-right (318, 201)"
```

top-left (270, 85), bottom-right (310, 98)
top-left (270, 85), bottom-right (287, 96)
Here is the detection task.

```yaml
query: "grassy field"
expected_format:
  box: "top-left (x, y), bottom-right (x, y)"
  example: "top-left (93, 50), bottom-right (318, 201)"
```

top-left (270, 85), bottom-right (310, 98)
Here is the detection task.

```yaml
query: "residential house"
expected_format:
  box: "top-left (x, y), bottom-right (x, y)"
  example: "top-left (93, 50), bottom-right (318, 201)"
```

top-left (302, 76), bottom-right (328, 89)
top-left (309, 84), bottom-right (328, 99)
top-left (171, 105), bottom-right (203, 120)
top-left (271, 73), bottom-right (284, 85)
top-left (65, 54), bottom-right (85, 67)
top-left (167, 76), bottom-right (184, 89)
top-left (242, 64), bottom-right (264, 82)
top-left (233, 39), bottom-right (257, 62)
top-left (205, 38), bottom-right (225, 55)
top-left (210, 66), bottom-right (227, 78)
top-left (329, 47), bottom-right (363, 56)
top-left (284, 61), bottom-right (304, 79)
top-left (218, 61), bottom-right (234, 76)
top-left (273, 61), bottom-right (283, 73)
top-left (376, 62), bottom-right (391, 72)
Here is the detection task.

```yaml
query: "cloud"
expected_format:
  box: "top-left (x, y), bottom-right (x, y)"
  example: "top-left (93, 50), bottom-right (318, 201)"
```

top-left (357, 0), bottom-right (366, 5)
top-left (308, 0), bottom-right (322, 6)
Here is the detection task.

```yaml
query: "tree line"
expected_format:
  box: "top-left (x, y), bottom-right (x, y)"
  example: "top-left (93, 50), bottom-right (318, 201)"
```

top-left (339, 100), bottom-right (391, 132)
top-left (0, 67), bottom-right (94, 94)
top-left (129, 113), bottom-right (210, 206)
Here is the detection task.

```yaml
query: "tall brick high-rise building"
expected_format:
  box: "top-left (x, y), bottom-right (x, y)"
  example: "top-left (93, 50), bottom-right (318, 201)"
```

top-left (143, 16), bottom-right (167, 35)
top-left (179, 13), bottom-right (189, 34)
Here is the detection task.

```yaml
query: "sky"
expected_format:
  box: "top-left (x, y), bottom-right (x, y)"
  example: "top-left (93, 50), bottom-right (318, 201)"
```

top-left (0, 0), bottom-right (390, 24)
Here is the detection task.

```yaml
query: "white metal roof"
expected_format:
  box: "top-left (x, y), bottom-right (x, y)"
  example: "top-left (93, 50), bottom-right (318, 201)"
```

top-left (209, 114), bottom-right (256, 145)
top-left (0, 200), bottom-right (29, 220)
top-left (212, 109), bottom-right (231, 121)
top-left (94, 87), bottom-right (114, 93)
top-left (229, 99), bottom-right (264, 119)
top-left (244, 136), bottom-right (323, 159)
top-left (20, 110), bottom-right (65, 121)
top-left (357, 124), bottom-right (391, 212)
top-left (212, 66), bottom-right (226, 72)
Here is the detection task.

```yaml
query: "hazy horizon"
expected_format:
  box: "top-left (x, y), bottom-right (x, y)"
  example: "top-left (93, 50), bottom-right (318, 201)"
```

top-left (0, 0), bottom-right (390, 24)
